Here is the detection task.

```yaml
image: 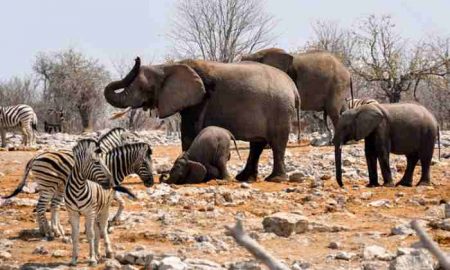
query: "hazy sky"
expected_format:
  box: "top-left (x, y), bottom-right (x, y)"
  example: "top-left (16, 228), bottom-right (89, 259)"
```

top-left (1, 0), bottom-right (449, 80)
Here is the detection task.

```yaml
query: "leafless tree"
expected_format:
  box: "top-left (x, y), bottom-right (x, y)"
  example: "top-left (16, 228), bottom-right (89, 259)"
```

top-left (33, 49), bottom-right (110, 132)
top-left (169, 0), bottom-right (276, 62)
top-left (0, 76), bottom-right (40, 106)
top-left (350, 15), bottom-right (448, 103)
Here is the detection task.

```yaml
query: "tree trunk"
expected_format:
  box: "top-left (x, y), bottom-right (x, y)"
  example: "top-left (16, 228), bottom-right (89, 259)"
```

top-left (78, 105), bottom-right (94, 132)
top-left (388, 91), bottom-right (401, 103)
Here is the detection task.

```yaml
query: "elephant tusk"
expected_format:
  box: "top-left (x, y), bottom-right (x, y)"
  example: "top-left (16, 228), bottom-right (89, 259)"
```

top-left (110, 107), bottom-right (132, 120)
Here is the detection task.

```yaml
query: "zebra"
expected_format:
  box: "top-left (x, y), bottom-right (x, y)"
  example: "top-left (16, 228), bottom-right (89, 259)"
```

top-left (164, 113), bottom-right (181, 138)
top-left (97, 127), bottom-right (135, 152)
top-left (65, 139), bottom-right (136, 266)
top-left (322, 98), bottom-right (379, 135)
top-left (0, 104), bottom-right (38, 147)
top-left (344, 98), bottom-right (379, 110)
top-left (44, 109), bottom-right (65, 133)
top-left (2, 128), bottom-right (153, 240)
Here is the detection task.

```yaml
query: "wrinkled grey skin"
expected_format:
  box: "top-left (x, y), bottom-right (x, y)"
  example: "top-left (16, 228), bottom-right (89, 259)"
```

top-left (163, 126), bottom-right (238, 184)
top-left (104, 58), bottom-right (299, 182)
top-left (334, 103), bottom-right (438, 187)
top-left (241, 48), bottom-right (352, 131)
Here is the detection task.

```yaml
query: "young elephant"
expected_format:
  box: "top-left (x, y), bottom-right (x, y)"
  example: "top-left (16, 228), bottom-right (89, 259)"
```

top-left (162, 126), bottom-right (241, 184)
top-left (334, 103), bottom-right (439, 187)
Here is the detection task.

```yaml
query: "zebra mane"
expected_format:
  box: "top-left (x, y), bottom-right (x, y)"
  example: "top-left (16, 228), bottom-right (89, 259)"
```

top-left (98, 127), bottom-right (126, 142)
top-left (73, 139), bottom-right (100, 155)
top-left (106, 142), bottom-right (152, 155)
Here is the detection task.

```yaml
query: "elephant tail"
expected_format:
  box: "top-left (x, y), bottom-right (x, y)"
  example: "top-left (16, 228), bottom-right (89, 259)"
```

top-left (294, 92), bottom-right (301, 144)
top-left (230, 134), bottom-right (242, 161)
top-left (350, 77), bottom-right (354, 106)
top-left (438, 125), bottom-right (441, 161)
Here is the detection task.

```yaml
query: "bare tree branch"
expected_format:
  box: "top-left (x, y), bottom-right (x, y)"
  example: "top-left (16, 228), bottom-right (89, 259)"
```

top-left (225, 219), bottom-right (290, 270)
top-left (410, 220), bottom-right (450, 270)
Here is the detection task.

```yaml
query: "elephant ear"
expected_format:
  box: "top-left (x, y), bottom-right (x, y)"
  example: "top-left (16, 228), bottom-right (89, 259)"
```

top-left (158, 64), bottom-right (206, 118)
top-left (354, 104), bottom-right (384, 141)
top-left (262, 51), bottom-right (294, 73)
top-left (186, 160), bottom-right (207, 183)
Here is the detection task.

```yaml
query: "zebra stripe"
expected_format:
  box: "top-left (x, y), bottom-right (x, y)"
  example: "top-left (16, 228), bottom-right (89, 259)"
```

top-left (2, 132), bottom-right (153, 239)
top-left (0, 104), bottom-right (37, 146)
top-left (98, 127), bottom-right (128, 152)
top-left (64, 139), bottom-right (115, 266)
top-left (347, 98), bottom-right (379, 109)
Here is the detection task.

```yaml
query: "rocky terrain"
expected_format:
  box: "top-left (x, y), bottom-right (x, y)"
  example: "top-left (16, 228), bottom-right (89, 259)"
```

top-left (0, 130), bottom-right (449, 269)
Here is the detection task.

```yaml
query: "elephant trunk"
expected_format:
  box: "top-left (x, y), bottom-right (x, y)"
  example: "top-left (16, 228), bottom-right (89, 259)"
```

top-left (104, 57), bottom-right (141, 108)
top-left (335, 144), bottom-right (343, 187)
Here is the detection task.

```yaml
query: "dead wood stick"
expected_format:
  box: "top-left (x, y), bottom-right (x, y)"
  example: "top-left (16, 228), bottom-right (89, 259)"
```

top-left (225, 219), bottom-right (290, 270)
top-left (110, 107), bottom-right (132, 120)
top-left (410, 220), bottom-right (450, 270)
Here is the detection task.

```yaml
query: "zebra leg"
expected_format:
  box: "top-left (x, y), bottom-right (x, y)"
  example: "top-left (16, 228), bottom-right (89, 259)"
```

top-left (21, 126), bottom-right (29, 146)
top-left (94, 219), bottom-right (100, 262)
top-left (111, 192), bottom-right (124, 225)
top-left (1, 128), bottom-right (6, 147)
top-left (50, 192), bottom-right (65, 238)
top-left (69, 212), bottom-right (80, 266)
top-left (37, 192), bottom-right (53, 240)
top-left (85, 211), bottom-right (97, 266)
top-left (99, 209), bottom-right (114, 259)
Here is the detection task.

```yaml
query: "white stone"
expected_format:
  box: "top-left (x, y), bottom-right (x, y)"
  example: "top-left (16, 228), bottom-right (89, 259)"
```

top-left (262, 212), bottom-right (309, 237)
top-left (159, 256), bottom-right (187, 270)
top-left (389, 249), bottom-right (434, 270)
top-left (104, 259), bottom-right (122, 270)
top-left (363, 245), bottom-right (393, 261)
top-left (391, 224), bottom-right (415, 236)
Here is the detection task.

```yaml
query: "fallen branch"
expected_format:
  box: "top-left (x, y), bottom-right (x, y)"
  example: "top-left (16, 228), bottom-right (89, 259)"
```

top-left (110, 107), bottom-right (132, 120)
top-left (225, 219), bottom-right (290, 270)
top-left (410, 220), bottom-right (450, 270)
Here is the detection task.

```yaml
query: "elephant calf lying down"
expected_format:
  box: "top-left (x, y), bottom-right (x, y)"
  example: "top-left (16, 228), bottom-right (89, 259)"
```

top-left (162, 126), bottom-right (241, 184)
top-left (334, 103), bottom-right (439, 187)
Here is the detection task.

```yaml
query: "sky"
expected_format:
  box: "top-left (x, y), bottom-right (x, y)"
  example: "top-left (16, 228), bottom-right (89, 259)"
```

top-left (1, 0), bottom-right (449, 80)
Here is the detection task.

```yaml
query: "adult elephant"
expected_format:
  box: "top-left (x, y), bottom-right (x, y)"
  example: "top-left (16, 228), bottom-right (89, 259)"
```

top-left (241, 48), bottom-right (353, 131)
top-left (104, 57), bottom-right (299, 182)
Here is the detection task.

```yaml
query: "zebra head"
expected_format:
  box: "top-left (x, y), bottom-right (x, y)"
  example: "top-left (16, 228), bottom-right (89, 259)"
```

top-left (73, 139), bottom-right (113, 187)
top-left (135, 144), bottom-right (154, 187)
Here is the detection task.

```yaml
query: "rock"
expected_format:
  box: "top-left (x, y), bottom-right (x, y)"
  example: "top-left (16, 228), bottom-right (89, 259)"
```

top-left (335, 251), bottom-right (355, 260)
top-left (362, 261), bottom-right (389, 270)
top-left (0, 251), bottom-right (12, 260)
top-left (391, 224), bottom-right (415, 236)
top-left (430, 218), bottom-right (450, 231)
top-left (51, 250), bottom-right (66, 258)
top-left (343, 156), bottom-right (356, 167)
top-left (262, 212), bottom-right (309, 237)
top-left (445, 203), bottom-right (450, 218)
top-left (289, 172), bottom-right (308, 183)
top-left (32, 246), bottom-right (49, 255)
top-left (360, 192), bottom-right (373, 200)
top-left (363, 245), bottom-right (393, 261)
top-left (117, 250), bottom-right (153, 266)
top-left (328, 241), bottom-right (341, 250)
top-left (184, 258), bottom-right (224, 269)
top-left (291, 260), bottom-right (311, 270)
top-left (368, 199), bottom-right (392, 208)
top-left (104, 259), bottom-right (122, 270)
top-left (122, 265), bottom-right (139, 270)
top-left (228, 260), bottom-right (261, 270)
top-left (240, 183), bottom-right (251, 189)
top-left (389, 249), bottom-right (434, 270)
top-left (159, 256), bottom-right (187, 270)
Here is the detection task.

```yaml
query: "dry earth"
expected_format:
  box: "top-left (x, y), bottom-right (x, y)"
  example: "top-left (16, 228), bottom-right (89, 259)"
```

top-left (0, 139), bottom-right (449, 269)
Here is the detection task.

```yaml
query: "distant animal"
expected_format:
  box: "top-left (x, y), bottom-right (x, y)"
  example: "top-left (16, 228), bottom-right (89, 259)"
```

top-left (64, 139), bottom-right (136, 266)
top-left (0, 104), bottom-right (38, 147)
top-left (2, 128), bottom-right (153, 240)
top-left (334, 103), bottom-right (440, 187)
top-left (161, 126), bottom-right (241, 184)
top-left (241, 48), bottom-right (353, 135)
top-left (104, 56), bottom-right (299, 182)
top-left (323, 98), bottom-right (380, 134)
top-left (164, 113), bottom-right (181, 138)
top-left (44, 109), bottom-right (65, 133)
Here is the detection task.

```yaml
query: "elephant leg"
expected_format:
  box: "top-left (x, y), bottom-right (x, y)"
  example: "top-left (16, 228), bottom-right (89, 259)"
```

top-left (266, 134), bottom-right (288, 182)
top-left (1, 128), bottom-right (5, 147)
top-left (365, 137), bottom-right (379, 187)
top-left (417, 153), bottom-right (433, 186)
top-left (396, 153), bottom-right (419, 187)
top-left (323, 110), bottom-right (331, 136)
top-left (377, 147), bottom-right (394, 187)
top-left (204, 164), bottom-right (220, 181)
top-left (236, 141), bottom-right (266, 182)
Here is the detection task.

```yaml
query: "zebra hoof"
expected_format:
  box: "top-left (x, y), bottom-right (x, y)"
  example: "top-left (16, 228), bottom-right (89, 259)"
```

top-left (88, 260), bottom-right (97, 267)
top-left (106, 251), bottom-right (114, 259)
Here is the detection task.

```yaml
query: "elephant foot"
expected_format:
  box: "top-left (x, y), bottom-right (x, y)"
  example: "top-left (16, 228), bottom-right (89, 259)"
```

top-left (265, 174), bottom-right (288, 183)
top-left (396, 179), bottom-right (413, 187)
top-left (235, 170), bottom-right (258, 182)
top-left (416, 180), bottom-right (432, 186)
top-left (383, 181), bottom-right (395, 187)
top-left (366, 183), bottom-right (380, 188)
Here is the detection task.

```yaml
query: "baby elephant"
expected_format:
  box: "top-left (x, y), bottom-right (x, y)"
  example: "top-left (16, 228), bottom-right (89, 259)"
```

top-left (334, 103), bottom-right (439, 187)
top-left (162, 126), bottom-right (241, 184)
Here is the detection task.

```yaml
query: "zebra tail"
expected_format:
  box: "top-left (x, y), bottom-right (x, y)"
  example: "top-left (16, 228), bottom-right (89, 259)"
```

top-left (113, 185), bottom-right (137, 200)
top-left (2, 156), bottom-right (36, 199)
top-left (350, 77), bottom-right (354, 106)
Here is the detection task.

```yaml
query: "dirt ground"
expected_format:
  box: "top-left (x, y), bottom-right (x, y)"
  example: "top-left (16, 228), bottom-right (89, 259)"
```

top-left (0, 142), bottom-right (449, 269)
